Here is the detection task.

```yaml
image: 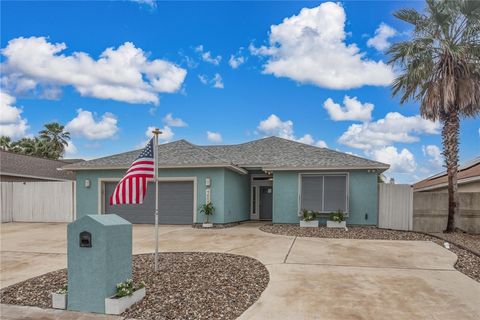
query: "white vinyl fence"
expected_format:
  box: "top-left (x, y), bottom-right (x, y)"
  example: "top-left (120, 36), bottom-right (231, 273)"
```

top-left (378, 183), bottom-right (413, 231)
top-left (1, 181), bottom-right (75, 223)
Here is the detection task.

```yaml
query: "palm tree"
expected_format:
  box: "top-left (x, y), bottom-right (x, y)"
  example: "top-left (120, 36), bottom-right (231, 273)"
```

top-left (388, 0), bottom-right (480, 232)
top-left (0, 136), bottom-right (12, 151)
top-left (39, 122), bottom-right (71, 158)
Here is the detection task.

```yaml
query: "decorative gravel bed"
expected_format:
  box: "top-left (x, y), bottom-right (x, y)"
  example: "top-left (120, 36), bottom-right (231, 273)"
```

top-left (0, 252), bottom-right (269, 320)
top-left (260, 224), bottom-right (480, 282)
top-left (430, 232), bottom-right (480, 256)
top-left (192, 222), bottom-right (240, 229)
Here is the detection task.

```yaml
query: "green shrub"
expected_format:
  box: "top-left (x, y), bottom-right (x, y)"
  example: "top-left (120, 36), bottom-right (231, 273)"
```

top-left (298, 209), bottom-right (318, 221)
top-left (56, 284), bottom-right (67, 294)
top-left (329, 210), bottom-right (345, 222)
top-left (199, 202), bottom-right (215, 223)
top-left (115, 279), bottom-right (145, 298)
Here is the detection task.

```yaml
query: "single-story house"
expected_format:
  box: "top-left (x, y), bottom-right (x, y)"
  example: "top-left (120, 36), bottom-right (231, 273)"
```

top-left (0, 150), bottom-right (80, 182)
top-left (62, 137), bottom-right (389, 225)
top-left (413, 156), bottom-right (480, 193)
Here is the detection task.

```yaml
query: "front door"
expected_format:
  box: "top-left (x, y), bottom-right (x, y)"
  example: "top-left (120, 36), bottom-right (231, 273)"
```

top-left (259, 186), bottom-right (273, 220)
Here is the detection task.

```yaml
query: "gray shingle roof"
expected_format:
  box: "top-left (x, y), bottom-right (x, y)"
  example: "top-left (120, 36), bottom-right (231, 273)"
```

top-left (63, 140), bottom-right (231, 170)
top-left (63, 136), bottom-right (389, 171)
top-left (0, 150), bottom-right (78, 180)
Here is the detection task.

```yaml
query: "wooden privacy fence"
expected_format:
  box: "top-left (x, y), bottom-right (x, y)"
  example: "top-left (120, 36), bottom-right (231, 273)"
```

top-left (1, 181), bottom-right (75, 223)
top-left (378, 184), bottom-right (413, 231)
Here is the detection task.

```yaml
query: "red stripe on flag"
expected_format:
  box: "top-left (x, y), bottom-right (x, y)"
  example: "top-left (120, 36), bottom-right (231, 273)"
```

top-left (135, 177), bottom-right (140, 204)
top-left (122, 180), bottom-right (126, 203)
top-left (116, 181), bottom-right (121, 204)
top-left (129, 178), bottom-right (133, 204)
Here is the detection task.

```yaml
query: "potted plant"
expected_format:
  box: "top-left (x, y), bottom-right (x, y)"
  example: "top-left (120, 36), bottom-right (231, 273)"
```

top-left (298, 209), bottom-right (319, 227)
top-left (105, 279), bottom-right (146, 315)
top-left (51, 284), bottom-right (67, 309)
top-left (327, 210), bottom-right (346, 229)
top-left (200, 202), bottom-right (215, 228)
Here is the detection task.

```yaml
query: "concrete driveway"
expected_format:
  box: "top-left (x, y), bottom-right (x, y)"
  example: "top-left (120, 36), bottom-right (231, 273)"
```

top-left (1, 222), bottom-right (479, 319)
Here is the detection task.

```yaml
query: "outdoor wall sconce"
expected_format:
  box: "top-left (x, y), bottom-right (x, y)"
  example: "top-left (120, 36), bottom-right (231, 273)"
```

top-left (85, 179), bottom-right (91, 188)
top-left (205, 177), bottom-right (211, 187)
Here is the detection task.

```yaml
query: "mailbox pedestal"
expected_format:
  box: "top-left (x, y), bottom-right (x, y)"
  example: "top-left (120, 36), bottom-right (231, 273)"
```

top-left (67, 214), bottom-right (132, 313)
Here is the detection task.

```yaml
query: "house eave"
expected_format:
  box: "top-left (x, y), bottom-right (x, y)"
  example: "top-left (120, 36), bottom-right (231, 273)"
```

top-left (413, 175), bottom-right (480, 192)
top-left (62, 164), bottom-right (248, 175)
top-left (261, 166), bottom-right (390, 172)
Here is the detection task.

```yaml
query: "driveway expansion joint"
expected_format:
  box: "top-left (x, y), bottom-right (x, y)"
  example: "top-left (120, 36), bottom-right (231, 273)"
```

top-left (283, 236), bottom-right (296, 264)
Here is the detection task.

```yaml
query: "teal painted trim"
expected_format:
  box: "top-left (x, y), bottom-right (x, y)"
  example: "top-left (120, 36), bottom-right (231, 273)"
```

top-left (67, 215), bottom-right (132, 313)
top-left (75, 168), bottom-right (228, 224)
top-left (223, 169), bottom-right (250, 223)
top-left (272, 170), bottom-right (378, 225)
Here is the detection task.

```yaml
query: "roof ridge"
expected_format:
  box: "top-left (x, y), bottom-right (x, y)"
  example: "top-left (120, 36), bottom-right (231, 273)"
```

top-left (178, 139), bottom-right (232, 164)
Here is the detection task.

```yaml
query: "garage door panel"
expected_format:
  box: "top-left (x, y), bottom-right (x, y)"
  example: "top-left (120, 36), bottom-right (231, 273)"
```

top-left (104, 181), bottom-right (194, 224)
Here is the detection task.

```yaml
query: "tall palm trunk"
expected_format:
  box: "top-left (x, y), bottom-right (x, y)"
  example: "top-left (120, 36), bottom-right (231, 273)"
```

top-left (442, 109), bottom-right (460, 232)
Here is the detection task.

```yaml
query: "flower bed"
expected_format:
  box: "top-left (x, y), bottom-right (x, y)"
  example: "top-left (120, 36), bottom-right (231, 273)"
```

top-left (0, 252), bottom-right (269, 319)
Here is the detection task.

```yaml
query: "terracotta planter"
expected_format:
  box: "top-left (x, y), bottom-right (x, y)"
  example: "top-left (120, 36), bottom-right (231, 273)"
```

top-left (105, 287), bottom-right (146, 315)
top-left (51, 292), bottom-right (67, 309)
top-left (300, 220), bottom-right (319, 228)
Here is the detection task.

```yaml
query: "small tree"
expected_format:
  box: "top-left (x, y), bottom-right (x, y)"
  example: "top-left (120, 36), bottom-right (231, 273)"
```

top-left (199, 202), bottom-right (215, 223)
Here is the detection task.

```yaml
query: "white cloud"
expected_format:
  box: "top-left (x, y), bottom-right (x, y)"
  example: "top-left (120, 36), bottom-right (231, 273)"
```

top-left (163, 113), bottom-right (187, 127)
top-left (372, 146), bottom-right (416, 173)
top-left (212, 73), bottom-right (224, 89)
top-left (1, 37), bottom-right (186, 105)
top-left (323, 96), bottom-right (374, 122)
top-left (198, 73), bottom-right (224, 88)
top-left (207, 131), bottom-right (222, 143)
top-left (0, 92), bottom-right (29, 138)
top-left (64, 141), bottom-right (77, 156)
top-left (422, 145), bottom-right (443, 168)
top-left (250, 2), bottom-right (394, 89)
top-left (66, 109), bottom-right (118, 140)
top-left (145, 125), bottom-right (174, 142)
top-left (338, 112), bottom-right (440, 150)
top-left (130, 0), bottom-right (156, 8)
top-left (229, 50), bottom-right (245, 69)
top-left (195, 45), bottom-right (221, 65)
top-left (198, 74), bottom-right (208, 84)
top-left (315, 140), bottom-right (328, 148)
top-left (257, 114), bottom-right (327, 147)
top-left (367, 23), bottom-right (397, 51)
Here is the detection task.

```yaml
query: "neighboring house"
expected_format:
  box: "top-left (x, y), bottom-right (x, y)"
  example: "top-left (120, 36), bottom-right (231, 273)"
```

top-left (62, 137), bottom-right (389, 225)
top-left (0, 150), bottom-right (80, 182)
top-left (413, 157), bottom-right (480, 193)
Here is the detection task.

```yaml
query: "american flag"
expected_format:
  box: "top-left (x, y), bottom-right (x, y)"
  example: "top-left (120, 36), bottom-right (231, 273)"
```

top-left (110, 138), bottom-right (155, 205)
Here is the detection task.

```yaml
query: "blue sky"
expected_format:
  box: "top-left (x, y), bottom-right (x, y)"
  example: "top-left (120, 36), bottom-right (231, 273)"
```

top-left (1, 1), bottom-right (478, 183)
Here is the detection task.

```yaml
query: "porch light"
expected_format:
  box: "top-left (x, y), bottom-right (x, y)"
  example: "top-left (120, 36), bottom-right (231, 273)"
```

top-left (205, 178), bottom-right (211, 187)
top-left (85, 179), bottom-right (91, 188)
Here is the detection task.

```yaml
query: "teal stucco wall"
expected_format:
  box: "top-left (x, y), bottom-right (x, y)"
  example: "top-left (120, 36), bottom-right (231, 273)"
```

top-left (223, 169), bottom-right (250, 223)
top-left (75, 167), bottom-right (241, 224)
top-left (67, 214), bottom-right (132, 313)
top-left (272, 170), bottom-right (378, 225)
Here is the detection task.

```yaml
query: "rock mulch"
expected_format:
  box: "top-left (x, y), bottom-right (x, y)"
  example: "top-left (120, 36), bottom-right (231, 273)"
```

top-left (430, 232), bottom-right (480, 256)
top-left (260, 224), bottom-right (480, 282)
top-left (0, 252), bottom-right (269, 320)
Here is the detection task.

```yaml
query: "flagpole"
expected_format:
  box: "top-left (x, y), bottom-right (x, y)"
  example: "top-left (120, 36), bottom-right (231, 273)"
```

top-left (152, 128), bottom-right (162, 271)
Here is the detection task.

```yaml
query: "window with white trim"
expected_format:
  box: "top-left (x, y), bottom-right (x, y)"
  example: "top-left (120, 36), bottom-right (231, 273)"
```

top-left (300, 174), bottom-right (348, 213)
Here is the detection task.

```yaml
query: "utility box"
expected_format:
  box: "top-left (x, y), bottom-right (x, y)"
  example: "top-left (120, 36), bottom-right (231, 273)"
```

top-left (67, 214), bottom-right (132, 313)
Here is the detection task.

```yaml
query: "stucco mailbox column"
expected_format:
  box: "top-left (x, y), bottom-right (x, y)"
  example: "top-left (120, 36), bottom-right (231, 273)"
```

top-left (67, 214), bottom-right (132, 313)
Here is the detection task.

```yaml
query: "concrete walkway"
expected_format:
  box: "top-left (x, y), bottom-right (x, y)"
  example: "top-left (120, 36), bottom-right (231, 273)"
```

top-left (1, 222), bottom-right (480, 319)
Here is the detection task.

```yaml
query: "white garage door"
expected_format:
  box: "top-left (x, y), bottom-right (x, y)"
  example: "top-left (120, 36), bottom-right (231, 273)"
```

top-left (104, 181), bottom-right (194, 224)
